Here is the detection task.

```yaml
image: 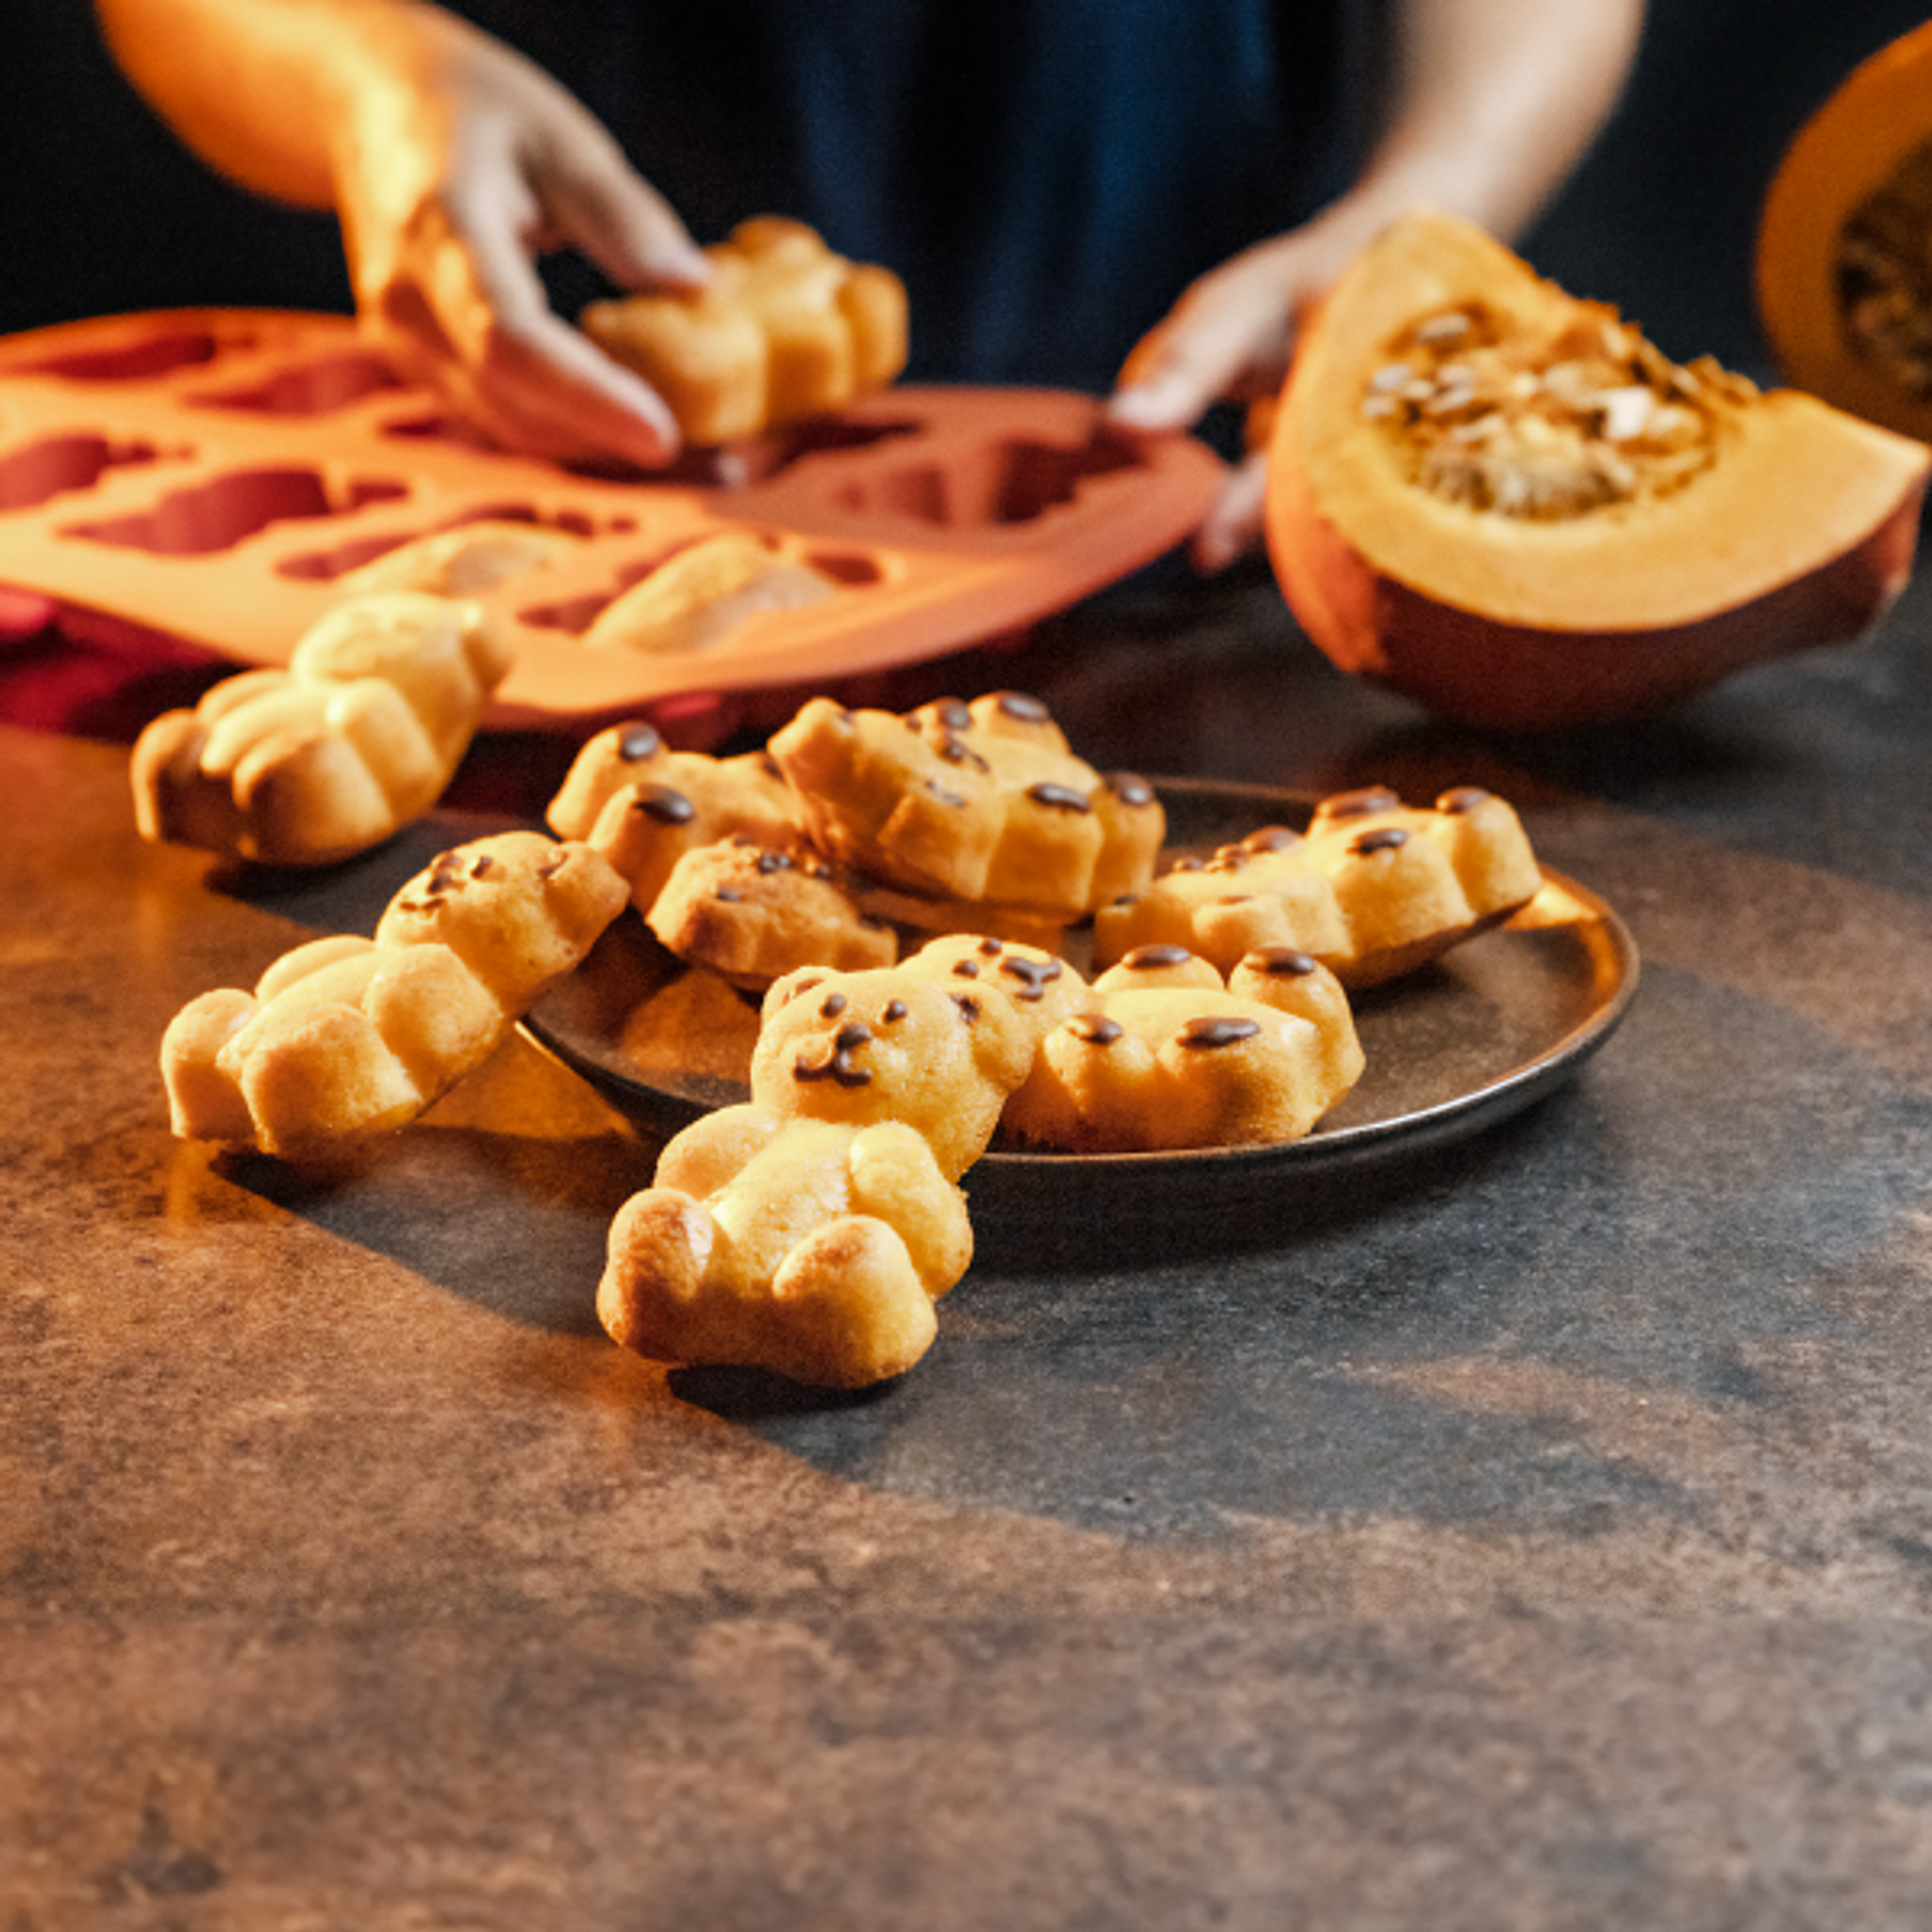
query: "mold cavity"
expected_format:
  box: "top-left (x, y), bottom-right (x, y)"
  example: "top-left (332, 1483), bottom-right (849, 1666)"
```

top-left (0, 434), bottom-right (161, 512)
top-left (61, 467), bottom-right (410, 556)
top-left (275, 502), bottom-right (608, 582)
top-left (10, 330), bottom-right (227, 382)
top-left (192, 350), bottom-right (404, 416)
top-left (804, 548), bottom-right (884, 587)
top-left (841, 463), bottom-right (950, 524)
top-left (516, 535), bottom-right (723, 635)
top-left (516, 591), bottom-right (615, 636)
top-left (830, 433), bottom-right (1139, 526)
top-left (774, 415), bottom-right (921, 460)
top-left (380, 410), bottom-right (502, 451)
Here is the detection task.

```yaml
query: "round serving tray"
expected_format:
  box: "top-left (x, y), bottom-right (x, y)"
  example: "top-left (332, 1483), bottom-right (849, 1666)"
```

top-left (521, 777), bottom-right (1641, 1213)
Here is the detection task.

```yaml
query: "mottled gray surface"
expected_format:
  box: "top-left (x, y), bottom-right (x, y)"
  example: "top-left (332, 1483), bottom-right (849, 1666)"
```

top-left (9, 569), bottom-right (1932, 1928)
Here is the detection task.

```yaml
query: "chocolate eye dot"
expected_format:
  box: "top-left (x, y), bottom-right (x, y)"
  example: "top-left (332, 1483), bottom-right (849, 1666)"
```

top-left (820, 992), bottom-right (847, 1017)
top-left (882, 1000), bottom-right (908, 1023)
top-left (1350, 826), bottom-right (1409, 858)
top-left (1177, 1015), bottom-right (1260, 1049)
top-left (1321, 786), bottom-right (1402, 819)
top-left (1247, 946), bottom-right (1318, 977)
top-left (1026, 782), bottom-right (1091, 813)
top-left (1068, 1012), bottom-right (1124, 1046)
top-left (1122, 943), bottom-right (1192, 971)
top-left (634, 782), bottom-right (695, 825)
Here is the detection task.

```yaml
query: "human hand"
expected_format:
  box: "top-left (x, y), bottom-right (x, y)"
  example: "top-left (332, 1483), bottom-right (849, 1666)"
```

top-left (335, 16), bottom-right (710, 468)
top-left (1107, 220), bottom-right (1369, 574)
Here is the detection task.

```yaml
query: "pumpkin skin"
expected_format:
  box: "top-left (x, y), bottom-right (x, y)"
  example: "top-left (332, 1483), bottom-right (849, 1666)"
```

top-left (1265, 208), bottom-right (1929, 731)
top-left (1757, 20), bottom-right (1932, 442)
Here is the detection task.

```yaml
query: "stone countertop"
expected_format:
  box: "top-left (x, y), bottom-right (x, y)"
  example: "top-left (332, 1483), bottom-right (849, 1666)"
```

top-left (8, 568), bottom-right (1932, 1929)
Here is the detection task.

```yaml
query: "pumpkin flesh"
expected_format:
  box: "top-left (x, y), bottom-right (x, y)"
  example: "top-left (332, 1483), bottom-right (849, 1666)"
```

top-left (1266, 208), bottom-right (1930, 728)
top-left (1757, 19), bottom-right (1932, 442)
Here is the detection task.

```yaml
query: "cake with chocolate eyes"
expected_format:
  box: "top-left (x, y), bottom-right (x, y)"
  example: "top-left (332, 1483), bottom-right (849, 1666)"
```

top-left (896, 932), bottom-right (1090, 1047)
top-left (645, 835), bottom-right (896, 991)
top-left (1001, 943), bottom-right (1364, 1152)
top-left (547, 718), bottom-right (801, 917)
top-left (767, 690), bottom-right (1165, 922)
top-left (160, 832), bottom-right (627, 1159)
top-left (1091, 784), bottom-right (1542, 988)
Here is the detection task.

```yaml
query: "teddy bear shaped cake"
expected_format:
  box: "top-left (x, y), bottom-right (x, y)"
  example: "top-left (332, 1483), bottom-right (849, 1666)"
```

top-left (132, 591), bottom-right (514, 868)
top-left (596, 937), bottom-right (1043, 1387)
top-left (580, 216), bottom-right (908, 445)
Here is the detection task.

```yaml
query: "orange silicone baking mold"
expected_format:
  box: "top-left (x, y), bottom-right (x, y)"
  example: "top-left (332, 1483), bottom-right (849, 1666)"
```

top-left (0, 308), bottom-right (1224, 729)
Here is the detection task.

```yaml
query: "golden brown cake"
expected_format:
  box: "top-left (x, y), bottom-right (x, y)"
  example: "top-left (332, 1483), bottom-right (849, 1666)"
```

top-left (645, 835), bottom-right (897, 991)
top-left (547, 719), bottom-right (801, 917)
top-left (160, 832), bottom-right (626, 1158)
top-left (336, 519), bottom-right (581, 597)
top-left (767, 691), bottom-right (1165, 920)
top-left (1092, 785), bottom-right (1542, 988)
top-left (580, 216), bottom-right (908, 444)
top-left (895, 932), bottom-right (1090, 1049)
top-left (596, 946), bottom-right (1039, 1388)
top-left (131, 591), bottom-right (513, 868)
top-left (1002, 945), bottom-right (1364, 1153)
top-left (579, 533), bottom-right (839, 655)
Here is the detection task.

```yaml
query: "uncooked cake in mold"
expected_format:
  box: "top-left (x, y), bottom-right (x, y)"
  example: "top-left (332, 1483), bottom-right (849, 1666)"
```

top-left (0, 309), bottom-right (1222, 732)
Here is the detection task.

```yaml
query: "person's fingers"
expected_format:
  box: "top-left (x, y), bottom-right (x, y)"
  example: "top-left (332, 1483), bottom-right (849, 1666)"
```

top-left (1189, 451), bottom-right (1270, 575)
top-left (536, 132), bottom-right (711, 293)
top-left (438, 158), bottom-right (687, 466)
top-left (477, 307), bottom-right (687, 467)
top-left (1108, 252), bottom-right (1298, 433)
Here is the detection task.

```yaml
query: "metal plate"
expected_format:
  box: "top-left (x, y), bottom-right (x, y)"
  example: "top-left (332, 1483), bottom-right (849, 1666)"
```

top-left (521, 777), bottom-right (1641, 1212)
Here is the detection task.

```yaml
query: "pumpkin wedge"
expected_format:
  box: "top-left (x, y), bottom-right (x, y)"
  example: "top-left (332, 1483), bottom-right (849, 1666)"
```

top-left (1265, 208), bottom-right (1929, 730)
top-left (1757, 20), bottom-right (1932, 443)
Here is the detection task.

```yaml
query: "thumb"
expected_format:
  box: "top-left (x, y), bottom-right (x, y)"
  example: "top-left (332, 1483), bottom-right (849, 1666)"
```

top-left (1108, 238), bottom-right (1311, 431)
top-left (1107, 323), bottom-right (1232, 433)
